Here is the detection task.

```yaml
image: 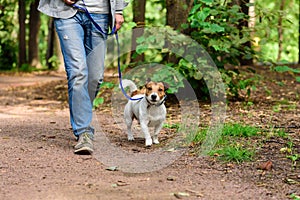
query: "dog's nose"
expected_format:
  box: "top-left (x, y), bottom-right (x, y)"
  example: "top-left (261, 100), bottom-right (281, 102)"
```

top-left (151, 94), bottom-right (157, 100)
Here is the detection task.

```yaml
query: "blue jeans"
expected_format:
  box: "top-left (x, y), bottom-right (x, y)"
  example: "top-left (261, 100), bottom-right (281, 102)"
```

top-left (54, 12), bottom-right (109, 138)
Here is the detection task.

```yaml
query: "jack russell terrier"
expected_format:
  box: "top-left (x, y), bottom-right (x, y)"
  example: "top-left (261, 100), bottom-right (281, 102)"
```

top-left (121, 79), bottom-right (169, 146)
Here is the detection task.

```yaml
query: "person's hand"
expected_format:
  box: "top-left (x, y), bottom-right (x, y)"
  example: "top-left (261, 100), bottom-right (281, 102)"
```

top-left (64, 0), bottom-right (76, 5)
top-left (115, 14), bottom-right (124, 31)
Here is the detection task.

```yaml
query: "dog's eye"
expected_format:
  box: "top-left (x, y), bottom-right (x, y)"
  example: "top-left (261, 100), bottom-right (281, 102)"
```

top-left (158, 88), bottom-right (163, 92)
top-left (147, 87), bottom-right (152, 91)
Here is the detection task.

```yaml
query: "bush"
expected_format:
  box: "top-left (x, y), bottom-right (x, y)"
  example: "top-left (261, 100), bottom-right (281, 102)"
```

top-left (188, 0), bottom-right (255, 68)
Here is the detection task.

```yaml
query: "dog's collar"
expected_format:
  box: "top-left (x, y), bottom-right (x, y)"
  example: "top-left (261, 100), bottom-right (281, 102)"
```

top-left (146, 95), bottom-right (167, 108)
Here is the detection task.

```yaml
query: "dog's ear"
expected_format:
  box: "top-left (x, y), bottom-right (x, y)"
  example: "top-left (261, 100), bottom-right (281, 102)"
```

top-left (162, 82), bottom-right (169, 91)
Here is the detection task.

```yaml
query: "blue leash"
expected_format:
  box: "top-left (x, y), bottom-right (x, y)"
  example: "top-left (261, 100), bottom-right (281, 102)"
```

top-left (72, 2), bottom-right (143, 101)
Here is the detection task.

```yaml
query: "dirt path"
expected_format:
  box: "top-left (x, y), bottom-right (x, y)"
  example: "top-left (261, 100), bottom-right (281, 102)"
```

top-left (0, 72), bottom-right (298, 200)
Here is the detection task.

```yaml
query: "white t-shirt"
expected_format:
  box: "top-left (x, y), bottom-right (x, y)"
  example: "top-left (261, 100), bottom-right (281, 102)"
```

top-left (76, 0), bottom-right (109, 14)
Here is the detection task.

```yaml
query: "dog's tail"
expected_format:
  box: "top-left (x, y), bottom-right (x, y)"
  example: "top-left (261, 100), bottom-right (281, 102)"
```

top-left (120, 79), bottom-right (138, 95)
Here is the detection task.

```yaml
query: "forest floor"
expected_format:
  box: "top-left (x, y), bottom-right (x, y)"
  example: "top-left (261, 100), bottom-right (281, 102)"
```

top-left (0, 67), bottom-right (299, 200)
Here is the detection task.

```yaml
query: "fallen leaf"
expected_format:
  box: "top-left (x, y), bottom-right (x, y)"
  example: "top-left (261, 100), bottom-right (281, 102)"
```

top-left (284, 178), bottom-right (300, 185)
top-left (226, 163), bottom-right (235, 168)
top-left (280, 147), bottom-right (291, 153)
top-left (106, 166), bottom-right (118, 171)
top-left (173, 192), bottom-right (190, 199)
top-left (166, 148), bottom-right (176, 152)
top-left (185, 189), bottom-right (204, 197)
top-left (111, 183), bottom-right (118, 188)
top-left (167, 176), bottom-right (176, 181)
top-left (257, 160), bottom-right (272, 170)
top-left (213, 153), bottom-right (220, 157)
top-left (138, 178), bottom-right (150, 182)
top-left (116, 180), bottom-right (129, 186)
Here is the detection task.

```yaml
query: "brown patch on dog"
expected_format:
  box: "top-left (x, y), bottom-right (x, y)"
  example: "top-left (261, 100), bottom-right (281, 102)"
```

top-left (130, 81), bottom-right (168, 98)
top-left (145, 81), bottom-right (166, 99)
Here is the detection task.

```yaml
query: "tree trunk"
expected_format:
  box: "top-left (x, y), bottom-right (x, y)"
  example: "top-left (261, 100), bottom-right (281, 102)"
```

top-left (130, 0), bottom-right (146, 64)
top-left (236, 0), bottom-right (253, 65)
top-left (248, 0), bottom-right (259, 53)
top-left (18, 0), bottom-right (26, 68)
top-left (229, 0), bottom-right (253, 65)
top-left (46, 18), bottom-right (55, 69)
top-left (28, 0), bottom-right (41, 68)
top-left (166, 0), bottom-right (193, 33)
top-left (277, 0), bottom-right (285, 62)
top-left (165, 0), bottom-right (194, 63)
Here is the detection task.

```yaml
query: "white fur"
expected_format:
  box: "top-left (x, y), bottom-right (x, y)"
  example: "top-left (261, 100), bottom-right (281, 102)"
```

top-left (122, 80), bottom-right (167, 146)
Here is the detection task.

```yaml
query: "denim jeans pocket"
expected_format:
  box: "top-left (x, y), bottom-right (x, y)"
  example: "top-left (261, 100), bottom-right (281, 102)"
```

top-left (89, 13), bottom-right (109, 39)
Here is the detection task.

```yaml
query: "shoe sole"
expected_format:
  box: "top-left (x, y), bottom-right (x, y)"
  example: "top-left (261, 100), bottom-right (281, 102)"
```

top-left (74, 146), bottom-right (94, 155)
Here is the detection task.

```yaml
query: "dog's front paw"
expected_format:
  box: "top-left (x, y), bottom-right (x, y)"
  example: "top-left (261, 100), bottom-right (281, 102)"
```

top-left (128, 135), bottom-right (135, 141)
top-left (153, 138), bottom-right (159, 144)
top-left (145, 138), bottom-right (153, 147)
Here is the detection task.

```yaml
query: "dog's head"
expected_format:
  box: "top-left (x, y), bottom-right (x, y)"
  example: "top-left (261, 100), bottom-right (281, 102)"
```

top-left (144, 79), bottom-right (169, 104)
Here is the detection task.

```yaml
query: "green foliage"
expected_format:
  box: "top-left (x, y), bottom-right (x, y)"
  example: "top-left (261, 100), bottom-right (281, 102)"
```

top-left (39, 15), bottom-right (51, 68)
top-left (221, 69), bottom-right (261, 100)
top-left (132, 27), bottom-right (225, 98)
top-left (93, 82), bottom-right (115, 109)
top-left (145, 0), bottom-right (166, 26)
top-left (150, 64), bottom-right (185, 94)
top-left (130, 0), bottom-right (259, 99)
top-left (0, 0), bottom-right (18, 70)
top-left (282, 140), bottom-right (299, 168)
top-left (188, 0), bottom-right (255, 67)
top-left (47, 55), bottom-right (61, 70)
top-left (286, 154), bottom-right (299, 165)
top-left (273, 65), bottom-right (300, 74)
top-left (271, 65), bottom-right (300, 83)
top-left (19, 63), bottom-right (35, 72)
top-left (128, 28), bottom-right (201, 94)
top-left (255, 0), bottom-right (299, 62)
top-left (93, 97), bottom-right (104, 109)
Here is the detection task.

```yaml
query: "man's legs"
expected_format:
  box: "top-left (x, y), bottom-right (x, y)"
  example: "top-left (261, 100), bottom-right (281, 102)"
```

top-left (55, 13), bottom-right (93, 138)
top-left (54, 12), bottom-right (109, 154)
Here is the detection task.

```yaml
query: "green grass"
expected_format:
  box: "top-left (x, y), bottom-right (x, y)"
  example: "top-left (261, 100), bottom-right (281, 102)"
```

top-left (185, 128), bottom-right (206, 144)
top-left (290, 193), bottom-right (300, 200)
top-left (272, 100), bottom-right (297, 113)
top-left (210, 145), bottom-right (255, 163)
top-left (186, 123), bottom-right (260, 163)
top-left (222, 123), bottom-right (260, 137)
top-left (187, 123), bottom-right (260, 144)
top-left (163, 123), bottom-right (180, 130)
top-left (187, 123), bottom-right (291, 163)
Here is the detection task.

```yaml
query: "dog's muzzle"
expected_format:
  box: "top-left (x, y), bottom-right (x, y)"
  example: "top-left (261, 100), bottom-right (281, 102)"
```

top-left (151, 94), bottom-right (158, 101)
